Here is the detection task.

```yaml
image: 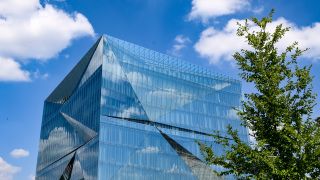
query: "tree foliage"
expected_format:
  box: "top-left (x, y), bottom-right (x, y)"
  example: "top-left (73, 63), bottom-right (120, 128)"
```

top-left (199, 10), bottom-right (320, 179)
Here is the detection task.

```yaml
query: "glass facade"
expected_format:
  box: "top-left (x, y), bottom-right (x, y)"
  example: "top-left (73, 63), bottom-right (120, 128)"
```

top-left (36, 35), bottom-right (248, 180)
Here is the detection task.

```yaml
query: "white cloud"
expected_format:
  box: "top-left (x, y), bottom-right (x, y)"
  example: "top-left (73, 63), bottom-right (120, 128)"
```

top-left (175, 35), bottom-right (191, 45)
top-left (10, 148), bottom-right (30, 158)
top-left (126, 71), bottom-right (151, 85)
top-left (0, 0), bottom-right (94, 81)
top-left (29, 174), bottom-right (35, 180)
top-left (0, 157), bottom-right (20, 180)
top-left (0, 1), bottom-right (94, 60)
top-left (116, 106), bottom-right (142, 119)
top-left (0, 57), bottom-right (30, 81)
top-left (194, 18), bottom-right (320, 64)
top-left (227, 109), bottom-right (238, 119)
top-left (167, 164), bottom-right (179, 173)
top-left (188, 0), bottom-right (250, 22)
top-left (138, 146), bottom-right (160, 154)
top-left (37, 127), bottom-right (73, 170)
top-left (194, 20), bottom-right (246, 64)
top-left (32, 69), bottom-right (49, 80)
top-left (212, 82), bottom-right (231, 91)
top-left (252, 6), bottom-right (264, 14)
top-left (169, 35), bottom-right (191, 56)
top-left (0, 0), bottom-right (39, 18)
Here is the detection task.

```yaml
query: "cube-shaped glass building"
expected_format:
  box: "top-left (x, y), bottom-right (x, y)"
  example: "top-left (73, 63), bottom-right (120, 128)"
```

top-left (36, 35), bottom-right (248, 180)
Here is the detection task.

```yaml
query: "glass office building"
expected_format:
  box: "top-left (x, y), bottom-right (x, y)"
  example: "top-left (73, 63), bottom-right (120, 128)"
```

top-left (36, 35), bottom-right (248, 180)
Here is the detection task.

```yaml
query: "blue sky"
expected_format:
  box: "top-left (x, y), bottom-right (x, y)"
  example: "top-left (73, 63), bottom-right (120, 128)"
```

top-left (0, 0), bottom-right (319, 179)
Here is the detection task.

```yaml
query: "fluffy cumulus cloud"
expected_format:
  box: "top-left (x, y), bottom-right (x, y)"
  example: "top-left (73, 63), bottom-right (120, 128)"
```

top-left (188, 0), bottom-right (250, 22)
top-left (195, 18), bottom-right (320, 64)
top-left (0, 57), bottom-right (31, 81)
top-left (0, 0), bottom-right (94, 81)
top-left (10, 148), bottom-right (30, 158)
top-left (169, 35), bottom-right (191, 56)
top-left (0, 157), bottom-right (20, 180)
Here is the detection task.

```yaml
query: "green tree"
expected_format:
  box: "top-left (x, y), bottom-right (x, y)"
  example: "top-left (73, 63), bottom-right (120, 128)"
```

top-left (199, 10), bottom-right (320, 179)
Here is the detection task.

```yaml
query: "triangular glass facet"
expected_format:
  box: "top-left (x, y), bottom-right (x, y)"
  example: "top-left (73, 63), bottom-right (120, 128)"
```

top-left (100, 39), bottom-right (149, 121)
top-left (59, 153), bottom-right (76, 180)
top-left (60, 112), bottom-right (97, 143)
top-left (46, 37), bottom-right (102, 104)
top-left (70, 154), bottom-right (85, 180)
top-left (159, 130), bottom-right (222, 180)
top-left (78, 37), bottom-right (104, 87)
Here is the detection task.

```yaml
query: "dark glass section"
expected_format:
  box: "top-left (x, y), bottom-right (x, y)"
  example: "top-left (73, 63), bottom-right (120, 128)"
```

top-left (158, 127), bottom-right (227, 161)
top-left (159, 131), bottom-right (221, 180)
top-left (103, 115), bottom-right (215, 138)
top-left (78, 37), bottom-right (104, 87)
top-left (46, 37), bottom-right (102, 103)
top-left (70, 154), bottom-right (85, 180)
top-left (60, 153), bottom-right (76, 180)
